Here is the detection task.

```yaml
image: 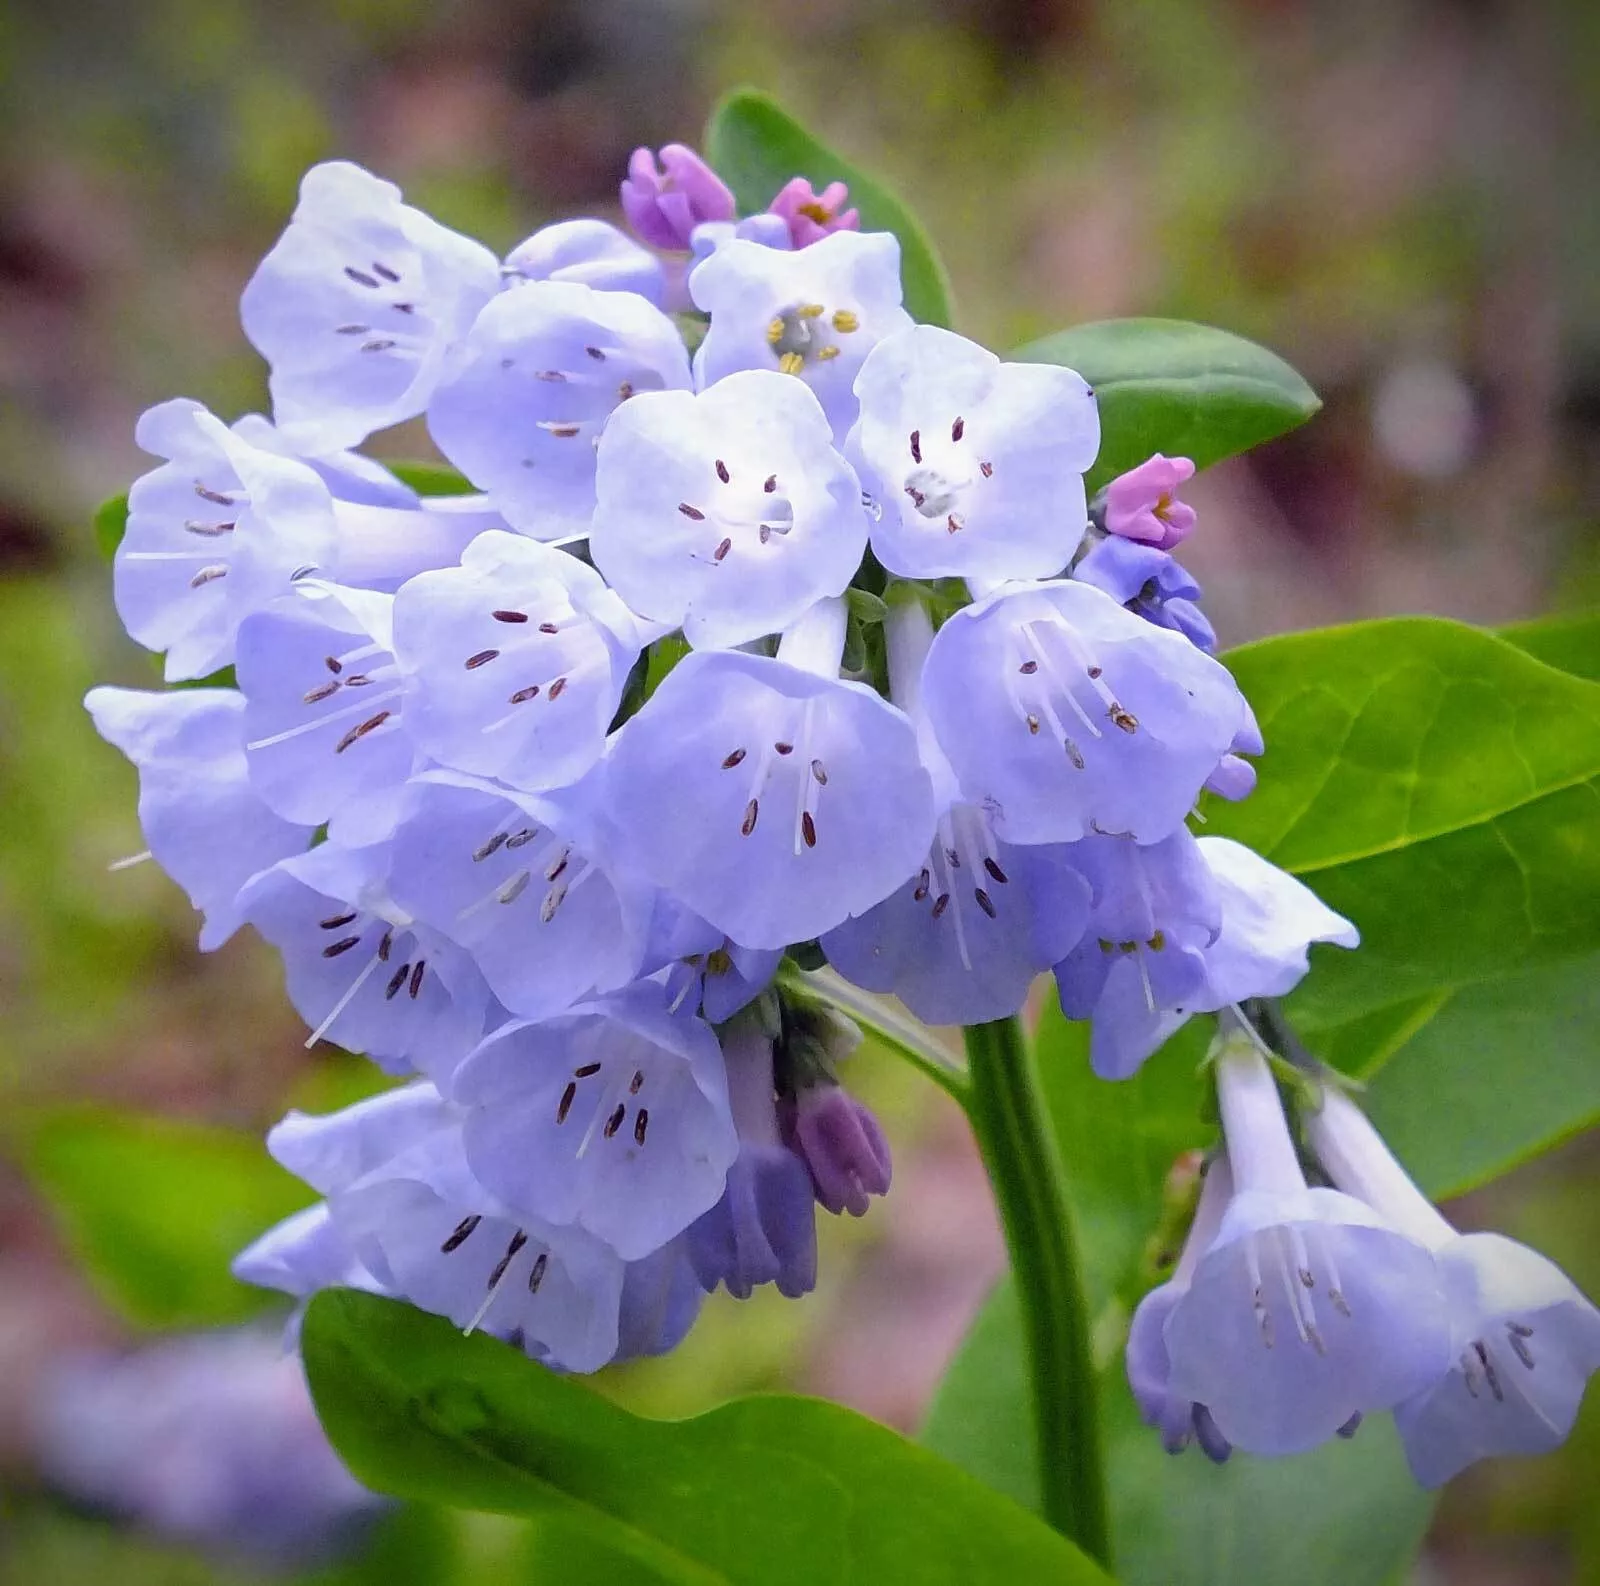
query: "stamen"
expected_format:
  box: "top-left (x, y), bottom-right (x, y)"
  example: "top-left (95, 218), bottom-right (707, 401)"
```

top-left (634, 1109), bottom-right (649, 1145)
top-left (716, 459), bottom-right (730, 484)
top-left (931, 893), bottom-right (950, 919)
top-left (510, 684), bottom-right (541, 704)
top-left (1474, 1341), bottom-right (1504, 1402)
top-left (497, 871), bottom-right (531, 905)
top-left (183, 518), bottom-right (235, 536)
top-left (334, 710), bottom-right (393, 754)
top-left (832, 309), bottom-right (858, 333)
top-left (344, 266), bottom-right (379, 287)
top-left (585, 345), bottom-right (605, 360)
top-left (527, 1251), bottom-right (549, 1292)
top-left (371, 262), bottom-right (401, 283)
top-left (980, 460), bottom-right (994, 478)
top-left (629, 1070), bottom-right (645, 1094)
top-left (492, 609), bottom-right (528, 623)
top-left (679, 502), bottom-right (705, 521)
top-left (951, 416), bottom-right (965, 442)
top-left (441, 1215), bottom-right (481, 1252)
top-left (801, 811), bottom-right (817, 848)
top-left (722, 748), bottom-right (747, 769)
top-left (321, 935), bottom-right (361, 958)
top-left (189, 565), bottom-right (228, 588)
top-left (361, 339), bottom-right (397, 353)
top-left (408, 961), bottom-right (426, 999)
top-left (764, 474), bottom-right (778, 493)
top-left (194, 484), bottom-right (236, 506)
top-left (741, 798), bottom-right (759, 836)
top-left (913, 868), bottom-right (930, 902)
top-left (107, 850), bottom-right (153, 872)
top-left (714, 537), bottom-right (732, 562)
top-left (603, 1103), bottom-right (626, 1139)
top-left (811, 759), bottom-right (827, 785)
top-left (974, 887), bottom-right (996, 918)
top-left (303, 952), bottom-right (385, 1048)
top-left (909, 429), bottom-right (922, 464)
top-left (319, 911), bottom-right (358, 930)
top-left (539, 621), bottom-right (560, 635)
top-left (303, 679), bottom-right (341, 704)
top-left (488, 1231), bottom-right (527, 1290)
top-left (774, 742), bottom-right (794, 756)
top-left (465, 649), bottom-right (499, 669)
top-left (574, 1062), bottom-right (601, 1078)
top-left (556, 1081), bottom-right (577, 1124)
top-left (473, 831), bottom-right (509, 862)
top-left (548, 677), bottom-right (568, 700)
top-left (385, 963), bottom-right (410, 999)
top-left (377, 928), bottom-right (394, 961)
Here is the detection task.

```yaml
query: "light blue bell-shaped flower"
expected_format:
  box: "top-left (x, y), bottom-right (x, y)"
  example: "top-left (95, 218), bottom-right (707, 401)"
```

top-left (426, 279), bottom-right (691, 541)
top-left (241, 161), bottom-right (499, 451)
top-left (502, 217), bottom-right (665, 302)
top-left (848, 324), bottom-right (1099, 582)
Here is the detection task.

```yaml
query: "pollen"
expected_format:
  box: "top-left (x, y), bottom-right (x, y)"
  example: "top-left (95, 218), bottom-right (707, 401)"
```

top-left (779, 352), bottom-right (805, 376)
top-left (831, 309), bottom-right (859, 333)
top-left (798, 302), bottom-right (826, 318)
top-left (816, 344), bottom-right (841, 361)
top-left (766, 317), bottom-right (786, 345)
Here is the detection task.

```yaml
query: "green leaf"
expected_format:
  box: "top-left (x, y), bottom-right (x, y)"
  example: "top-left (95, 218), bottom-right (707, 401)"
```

top-left (388, 459), bottom-right (477, 496)
top-left (923, 1012), bottom-right (1436, 1586)
top-left (1498, 608), bottom-right (1600, 683)
top-left (704, 89), bottom-right (954, 329)
top-left (94, 492), bottom-right (129, 560)
top-left (1014, 318), bottom-right (1321, 493)
top-left (1204, 617), bottom-right (1600, 1026)
top-left (9, 1106), bottom-right (312, 1329)
top-left (302, 1289), bottom-right (1110, 1586)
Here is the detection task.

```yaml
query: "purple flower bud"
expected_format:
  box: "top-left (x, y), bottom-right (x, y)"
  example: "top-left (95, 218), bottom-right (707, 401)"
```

top-left (791, 1081), bottom-right (892, 1216)
top-left (621, 144), bottom-right (736, 252)
top-left (768, 177), bottom-right (861, 249)
top-left (1104, 454), bottom-right (1197, 551)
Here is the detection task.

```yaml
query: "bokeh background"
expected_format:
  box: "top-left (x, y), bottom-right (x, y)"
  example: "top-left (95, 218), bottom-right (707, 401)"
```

top-left (1, 0), bottom-right (1597, 1580)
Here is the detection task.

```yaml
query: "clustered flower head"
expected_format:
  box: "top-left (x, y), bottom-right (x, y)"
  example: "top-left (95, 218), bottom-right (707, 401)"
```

top-left (87, 139), bottom-right (1599, 1486)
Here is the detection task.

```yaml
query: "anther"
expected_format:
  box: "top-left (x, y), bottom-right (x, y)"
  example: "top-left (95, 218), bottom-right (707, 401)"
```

top-left (344, 266), bottom-right (379, 287)
top-left (488, 1231), bottom-right (527, 1289)
top-left (913, 869), bottom-right (930, 901)
top-left (766, 317), bottom-right (785, 345)
top-left (1508, 1325), bottom-right (1536, 1370)
top-left (535, 369), bottom-right (567, 383)
top-left (798, 303), bottom-right (825, 319)
top-left (811, 759), bottom-right (828, 785)
top-left (362, 339), bottom-right (396, 353)
top-left (974, 888), bottom-right (997, 918)
top-left (510, 685), bottom-right (541, 703)
top-left (1065, 739), bottom-right (1086, 769)
top-left (764, 474), bottom-right (778, 493)
top-left (184, 518), bottom-right (235, 536)
top-left (816, 345), bottom-right (841, 361)
top-left (774, 742), bottom-right (794, 756)
top-left (528, 1251), bottom-right (549, 1292)
top-left (722, 748), bottom-right (746, 769)
top-left (714, 537), bottom-right (732, 562)
top-left (377, 928), bottom-right (394, 961)
top-left (945, 847), bottom-right (961, 868)
top-left (1110, 706), bottom-right (1139, 734)
top-left (498, 872), bottom-right (531, 905)
top-left (603, 1104), bottom-right (626, 1139)
top-left (679, 502), bottom-right (705, 521)
top-left (441, 1215), bottom-right (481, 1252)
top-left (556, 1082), bottom-right (577, 1124)
top-left (319, 911), bottom-right (358, 930)
top-left (321, 936), bottom-right (361, 958)
top-left (539, 622), bottom-right (559, 634)
top-left (334, 710), bottom-right (392, 754)
top-left (778, 352), bottom-right (804, 376)
top-left (947, 513), bottom-right (963, 535)
top-left (984, 857), bottom-right (1009, 884)
top-left (801, 811), bottom-right (817, 848)
top-left (1148, 930), bottom-right (1166, 951)
top-left (465, 649), bottom-right (499, 669)
top-left (1087, 665), bottom-right (1103, 679)
top-left (832, 309), bottom-right (858, 333)
top-left (545, 852), bottom-right (569, 882)
top-left (574, 1062), bottom-right (601, 1078)
top-left (408, 961), bottom-right (426, 998)
top-left (716, 459), bottom-right (730, 484)
top-left (492, 609), bottom-right (528, 623)
top-left (909, 429), bottom-right (922, 464)
top-left (372, 262), bottom-right (400, 283)
top-left (980, 460), bottom-right (994, 478)
top-left (1026, 714), bottom-right (1041, 735)
top-left (473, 831), bottom-right (508, 862)
top-left (1018, 660), bottom-right (1039, 675)
top-left (741, 799), bottom-right (759, 836)
top-left (385, 964), bottom-right (410, 999)
top-left (189, 565), bottom-right (227, 588)
top-left (548, 676), bottom-right (567, 700)
top-left (1475, 1341), bottom-right (1504, 1402)
top-left (629, 1070), bottom-right (645, 1095)
top-left (618, 380), bottom-right (635, 400)
top-left (930, 893), bottom-right (950, 919)
top-left (951, 416), bottom-right (965, 442)
top-left (194, 484), bottom-right (236, 506)
top-left (585, 345), bottom-right (605, 360)
top-left (343, 673), bottom-right (372, 687)
top-left (634, 1109), bottom-right (649, 1145)
top-left (540, 885), bottom-right (567, 923)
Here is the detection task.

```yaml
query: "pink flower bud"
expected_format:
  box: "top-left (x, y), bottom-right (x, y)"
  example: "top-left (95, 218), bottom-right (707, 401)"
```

top-left (620, 145), bottom-right (735, 252)
top-left (792, 1082), bottom-right (891, 1217)
top-left (1104, 453), bottom-right (1197, 551)
top-left (768, 177), bottom-right (861, 249)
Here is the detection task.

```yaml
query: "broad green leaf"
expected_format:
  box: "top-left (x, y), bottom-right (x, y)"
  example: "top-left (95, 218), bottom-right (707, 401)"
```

top-left (10, 1106), bottom-right (312, 1328)
top-left (703, 89), bottom-right (954, 328)
top-left (94, 492), bottom-right (128, 560)
top-left (302, 1289), bottom-right (1110, 1586)
top-left (1205, 617), bottom-right (1600, 1026)
top-left (1499, 608), bottom-right (1600, 683)
top-left (1015, 318), bottom-right (1320, 493)
top-left (923, 1012), bottom-right (1436, 1586)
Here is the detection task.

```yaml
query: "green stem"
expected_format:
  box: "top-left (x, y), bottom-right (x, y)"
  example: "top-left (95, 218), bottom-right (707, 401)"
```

top-left (963, 1017), bottom-right (1112, 1570)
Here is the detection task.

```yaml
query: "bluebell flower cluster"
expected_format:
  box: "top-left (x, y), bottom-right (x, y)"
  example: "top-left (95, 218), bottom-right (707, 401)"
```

top-left (86, 140), bottom-right (1597, 1485)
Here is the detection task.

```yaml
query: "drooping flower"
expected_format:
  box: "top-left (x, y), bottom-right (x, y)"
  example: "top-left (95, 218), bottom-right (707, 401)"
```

top-left (768, 176), bottom-right (860, 248)
top-left (426, 279), bottom-right (692, 541)
top-left (1053, 834), bottom-right (1357, 1080)
top-left (235, 583), bottom-right (413, 841)
top-left (1127, 1155), bottom-right (1236, 1461)
top-left (640, 895), bottom-right (781, 1023)
top-left (502, 218), bottom-right (664, 301)
top-left (1073, 534), bottom-right (1216, 653)
top-left (687, 1013), bottom-right (818, 1299)
top-left (235, 839), bottom-right (495, 1075)
top-left (391, 530), bottom-right (640, 789)
top-left (849, 325), bottom-right (1099, 582)
top-left (1163, 1030), bottom-right (1452, 1456)
top-left (822, 598), bottom-right (1093, 1024)
top-left (240, 161), bottom-right (500, 451)
top-left (32, 1331), bottom-right (384, 1569)
top-left (451, 981), bottom-right (738, 1260)
top-left (590, 370), bottom-right (868, 649)
top-left (921, 577), bottom-right (1251, 847)
top-left (689, 231), bottom-right (913, 439)
top-left (614, 1236), bottom-right (706, 1361)
top-left (620, 144), bottom-right (736, 252)
top-left (603, 596), bottom-right (936, 949)
top-left (1052, 827), bottom-right (1221, 1079)
top-left (788, 1079), bottom-right (892, 1217)
top-left (1103, 453), bottom-right (1197, 550)
top-left (261, 1084), bottom-right (628, 1372)
top-left (84, 686), bottom-right (314, 949)
top-left (115, 399), bottom-right (336, 681)
top-left (1305, 1085), bottom-right (1600, 1487)
top-left (385, 770), bottom-right (649, 1022)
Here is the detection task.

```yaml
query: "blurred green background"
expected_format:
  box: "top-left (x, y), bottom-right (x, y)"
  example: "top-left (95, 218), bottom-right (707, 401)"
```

top-left (0, 0), bottom-right (1596, 1580)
